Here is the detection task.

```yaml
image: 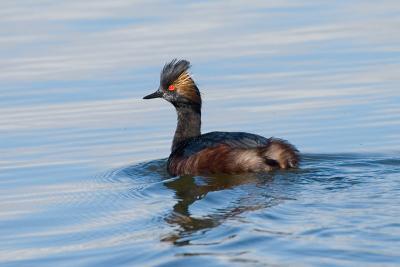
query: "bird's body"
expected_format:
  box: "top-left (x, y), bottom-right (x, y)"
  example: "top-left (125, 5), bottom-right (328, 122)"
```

top-left (167, 131), bottom-right (298, 176)
top-left (143, 59), bottom-right (299, 176)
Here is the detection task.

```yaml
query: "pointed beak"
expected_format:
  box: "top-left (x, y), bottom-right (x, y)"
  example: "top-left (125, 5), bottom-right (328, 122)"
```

top-left (143, 89), bottom-right (163, 99)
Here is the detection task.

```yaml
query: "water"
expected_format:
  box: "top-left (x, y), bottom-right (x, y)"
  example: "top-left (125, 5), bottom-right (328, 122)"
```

top-left (1, 1), bottom-right (399, 266)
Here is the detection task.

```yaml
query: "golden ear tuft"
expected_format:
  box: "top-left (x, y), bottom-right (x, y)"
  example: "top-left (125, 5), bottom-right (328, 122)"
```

top-left (174, 71), bottom-right (194, 88)
top-left (174, 71), bottom-right (201, 104)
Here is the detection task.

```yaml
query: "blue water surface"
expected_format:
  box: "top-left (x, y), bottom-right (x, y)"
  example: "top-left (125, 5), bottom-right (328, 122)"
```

top-left (0, 1), bottom-right (399, 266)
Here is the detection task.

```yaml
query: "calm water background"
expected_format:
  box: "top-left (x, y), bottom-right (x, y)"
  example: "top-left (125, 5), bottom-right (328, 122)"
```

top-left (1, 1), bottom-right (400, 266)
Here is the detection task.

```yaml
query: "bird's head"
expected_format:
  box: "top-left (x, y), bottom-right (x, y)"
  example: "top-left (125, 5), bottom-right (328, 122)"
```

top-left (143, 59), bottom-right (201, 113)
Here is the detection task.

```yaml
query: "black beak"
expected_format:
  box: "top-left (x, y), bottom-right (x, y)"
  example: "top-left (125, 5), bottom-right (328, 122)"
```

top-left (143, 89), bottom-right (163, 99)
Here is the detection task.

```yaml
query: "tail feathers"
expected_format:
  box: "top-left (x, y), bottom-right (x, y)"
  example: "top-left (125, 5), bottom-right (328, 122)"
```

top-left (259, 138), bottom-right (300, 169)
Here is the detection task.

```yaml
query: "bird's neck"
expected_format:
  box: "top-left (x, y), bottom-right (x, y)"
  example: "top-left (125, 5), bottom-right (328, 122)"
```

top-left (172, 105), bottom-right (201, 152)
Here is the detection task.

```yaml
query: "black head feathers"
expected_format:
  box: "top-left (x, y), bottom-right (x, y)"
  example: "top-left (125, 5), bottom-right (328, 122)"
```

top-left (143, 59), bottom-right (202, 112)
top-left (160, 59), bottom-right (191, 88)
top-left (160, 59), bottom-right (201, 107)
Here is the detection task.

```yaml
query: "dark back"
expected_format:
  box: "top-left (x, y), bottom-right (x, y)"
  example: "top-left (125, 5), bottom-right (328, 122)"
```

top-left (170, 131), bottom-right (269, 158)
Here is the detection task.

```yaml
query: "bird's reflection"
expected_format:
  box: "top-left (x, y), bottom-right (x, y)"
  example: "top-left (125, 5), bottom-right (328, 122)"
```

top-left (114, 160), bottom-right (288, 246)
top-left (161, 173), bottom-right (275, 245)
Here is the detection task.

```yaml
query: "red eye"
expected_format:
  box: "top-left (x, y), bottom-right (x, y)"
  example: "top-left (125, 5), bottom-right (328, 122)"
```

top-left (168, 85), bottom-right (175, 91)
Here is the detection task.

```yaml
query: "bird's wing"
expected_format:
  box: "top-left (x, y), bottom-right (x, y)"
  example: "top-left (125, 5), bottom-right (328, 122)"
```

top-left (173, 131), bottom-right (269, 158)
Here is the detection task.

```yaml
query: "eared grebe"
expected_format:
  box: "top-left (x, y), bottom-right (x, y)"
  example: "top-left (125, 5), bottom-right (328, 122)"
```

top-left (143, 59), bottom-right (299, 176)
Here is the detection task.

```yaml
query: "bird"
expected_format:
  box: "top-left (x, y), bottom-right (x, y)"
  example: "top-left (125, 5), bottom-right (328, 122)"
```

top-left (143, 59), bottom-right (299, 176)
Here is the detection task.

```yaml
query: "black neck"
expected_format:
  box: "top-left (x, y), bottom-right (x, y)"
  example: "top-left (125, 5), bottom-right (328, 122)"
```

top-left (172, 105), bottom-right (201, 152)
